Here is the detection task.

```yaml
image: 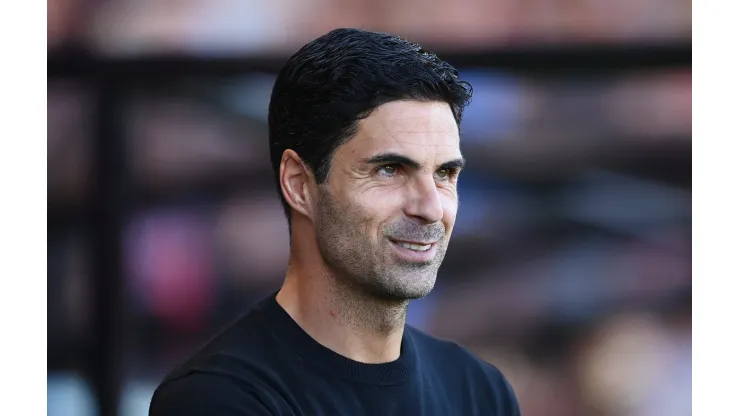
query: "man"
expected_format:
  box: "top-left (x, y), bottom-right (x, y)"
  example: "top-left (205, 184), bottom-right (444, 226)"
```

top-left (149, 28), bottom-right (520, 415)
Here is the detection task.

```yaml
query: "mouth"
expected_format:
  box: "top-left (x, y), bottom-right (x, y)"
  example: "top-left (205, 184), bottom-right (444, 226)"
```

top-left (390, 239), bottom-right (434, 252)
top-left (387, 238), bottom-right (439, 263)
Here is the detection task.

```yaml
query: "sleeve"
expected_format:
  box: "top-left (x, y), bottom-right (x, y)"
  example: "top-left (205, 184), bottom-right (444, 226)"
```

top-left (149, 373), bottom-right (276, 416)
top-left (483, 362), bottom-right (521, 416)
top-left (501, 373), bottom-right (521, 416)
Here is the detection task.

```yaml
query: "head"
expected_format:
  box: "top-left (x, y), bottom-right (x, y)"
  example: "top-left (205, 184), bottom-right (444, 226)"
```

top-left (269, 28), bottom-right (472, 301)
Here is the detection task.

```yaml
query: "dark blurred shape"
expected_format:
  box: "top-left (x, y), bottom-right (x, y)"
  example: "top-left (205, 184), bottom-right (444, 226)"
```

top-left (48, 83), bottom-right (93, 211)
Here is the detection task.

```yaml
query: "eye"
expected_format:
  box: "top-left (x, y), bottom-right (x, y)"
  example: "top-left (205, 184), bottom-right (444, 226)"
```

top-left (378, 165), bottom-right (398, 177)
top-left (435, 168), bottom-right (450, 180)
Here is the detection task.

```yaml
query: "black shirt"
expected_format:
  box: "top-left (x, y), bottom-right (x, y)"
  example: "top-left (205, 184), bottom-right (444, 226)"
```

top-left (149, 293), bottom-right (520, 415)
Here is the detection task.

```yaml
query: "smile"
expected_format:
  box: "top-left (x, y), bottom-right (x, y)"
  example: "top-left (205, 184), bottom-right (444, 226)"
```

top-left (395, 241), bottom-right (432, 252)
top-left (388, 238), bottom-right (439, 263)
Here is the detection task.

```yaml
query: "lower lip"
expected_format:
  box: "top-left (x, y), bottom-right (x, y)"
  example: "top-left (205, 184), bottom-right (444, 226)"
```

top-left (389, 239), bottom-right (438, 263)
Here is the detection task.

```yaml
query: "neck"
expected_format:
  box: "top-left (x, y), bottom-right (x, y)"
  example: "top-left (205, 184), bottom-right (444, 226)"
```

top-left (276, 235), bottom-right (408, 364)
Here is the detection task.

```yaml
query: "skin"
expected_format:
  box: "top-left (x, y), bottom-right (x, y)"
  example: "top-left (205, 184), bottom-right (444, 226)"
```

top-left (276, 100), bottom-right (463, 364)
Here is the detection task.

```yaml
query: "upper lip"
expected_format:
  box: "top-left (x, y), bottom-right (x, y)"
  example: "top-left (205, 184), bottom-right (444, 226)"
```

top-left (389, 238), bottom-right (438, 245)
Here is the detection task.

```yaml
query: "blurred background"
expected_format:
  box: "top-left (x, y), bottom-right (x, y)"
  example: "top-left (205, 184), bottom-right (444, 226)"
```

top-left (47, 1), bottom-right (691, 415)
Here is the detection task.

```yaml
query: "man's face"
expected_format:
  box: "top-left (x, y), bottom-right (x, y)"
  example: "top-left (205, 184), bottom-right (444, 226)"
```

top-left (315, 100), bottom-right (463, 301)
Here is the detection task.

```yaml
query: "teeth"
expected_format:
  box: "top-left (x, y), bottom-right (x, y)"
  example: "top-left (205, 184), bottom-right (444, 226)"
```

top-left (398, 242), bottom-right (432, 251)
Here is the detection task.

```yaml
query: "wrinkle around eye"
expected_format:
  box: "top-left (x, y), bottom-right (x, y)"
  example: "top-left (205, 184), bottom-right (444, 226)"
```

top-left (437, 182), bottom-right (459, 201)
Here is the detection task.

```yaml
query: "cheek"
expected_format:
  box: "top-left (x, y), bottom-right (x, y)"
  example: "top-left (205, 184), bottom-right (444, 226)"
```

top-left (441, 195), bottom-right (459, 230)
top-left (357, 186), bottom-right (405, 213)
top-left (356, 189), bottom-right (404, 235)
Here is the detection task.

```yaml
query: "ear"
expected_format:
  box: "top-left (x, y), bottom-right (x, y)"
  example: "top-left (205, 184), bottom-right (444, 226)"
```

top-left (279, 149), bottom-right (315, 220)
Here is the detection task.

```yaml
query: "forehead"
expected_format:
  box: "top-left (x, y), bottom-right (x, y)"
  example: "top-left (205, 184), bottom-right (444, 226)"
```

top-left (343, 100), bottom-right (461, 163)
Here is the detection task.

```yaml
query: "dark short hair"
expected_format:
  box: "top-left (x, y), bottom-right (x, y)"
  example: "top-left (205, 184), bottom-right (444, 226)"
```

top-left (268, 28), bottom-right (473, 224)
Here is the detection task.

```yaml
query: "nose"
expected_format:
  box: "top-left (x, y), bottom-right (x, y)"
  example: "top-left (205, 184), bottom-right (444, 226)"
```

top-left (403, 176), bottom-right (444, 224)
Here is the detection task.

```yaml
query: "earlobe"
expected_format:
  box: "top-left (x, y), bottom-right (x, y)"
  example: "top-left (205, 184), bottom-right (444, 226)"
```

top-left (280, 150), bottom-right (313, 219)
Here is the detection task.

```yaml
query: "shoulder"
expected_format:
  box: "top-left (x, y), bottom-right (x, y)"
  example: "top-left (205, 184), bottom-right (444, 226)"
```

top-left (406, 326), bottom-right (520, 415)
top-left (149, 372), bottom-right (276, 416)
top-left (150, 311), bottom-right (287, 415)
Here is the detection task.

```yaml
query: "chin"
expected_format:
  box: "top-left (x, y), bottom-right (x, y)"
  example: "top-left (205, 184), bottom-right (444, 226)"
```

top-left (368, 274), bottom-right (438, 302)
top-left (396, 288), bottom-right (433, 301)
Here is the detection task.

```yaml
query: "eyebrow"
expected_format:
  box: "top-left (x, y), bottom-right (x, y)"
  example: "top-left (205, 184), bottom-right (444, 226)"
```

top-left (438, 158), bottom-right (466, 172)
top-left (362, 152), bottom-right (466, 171)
